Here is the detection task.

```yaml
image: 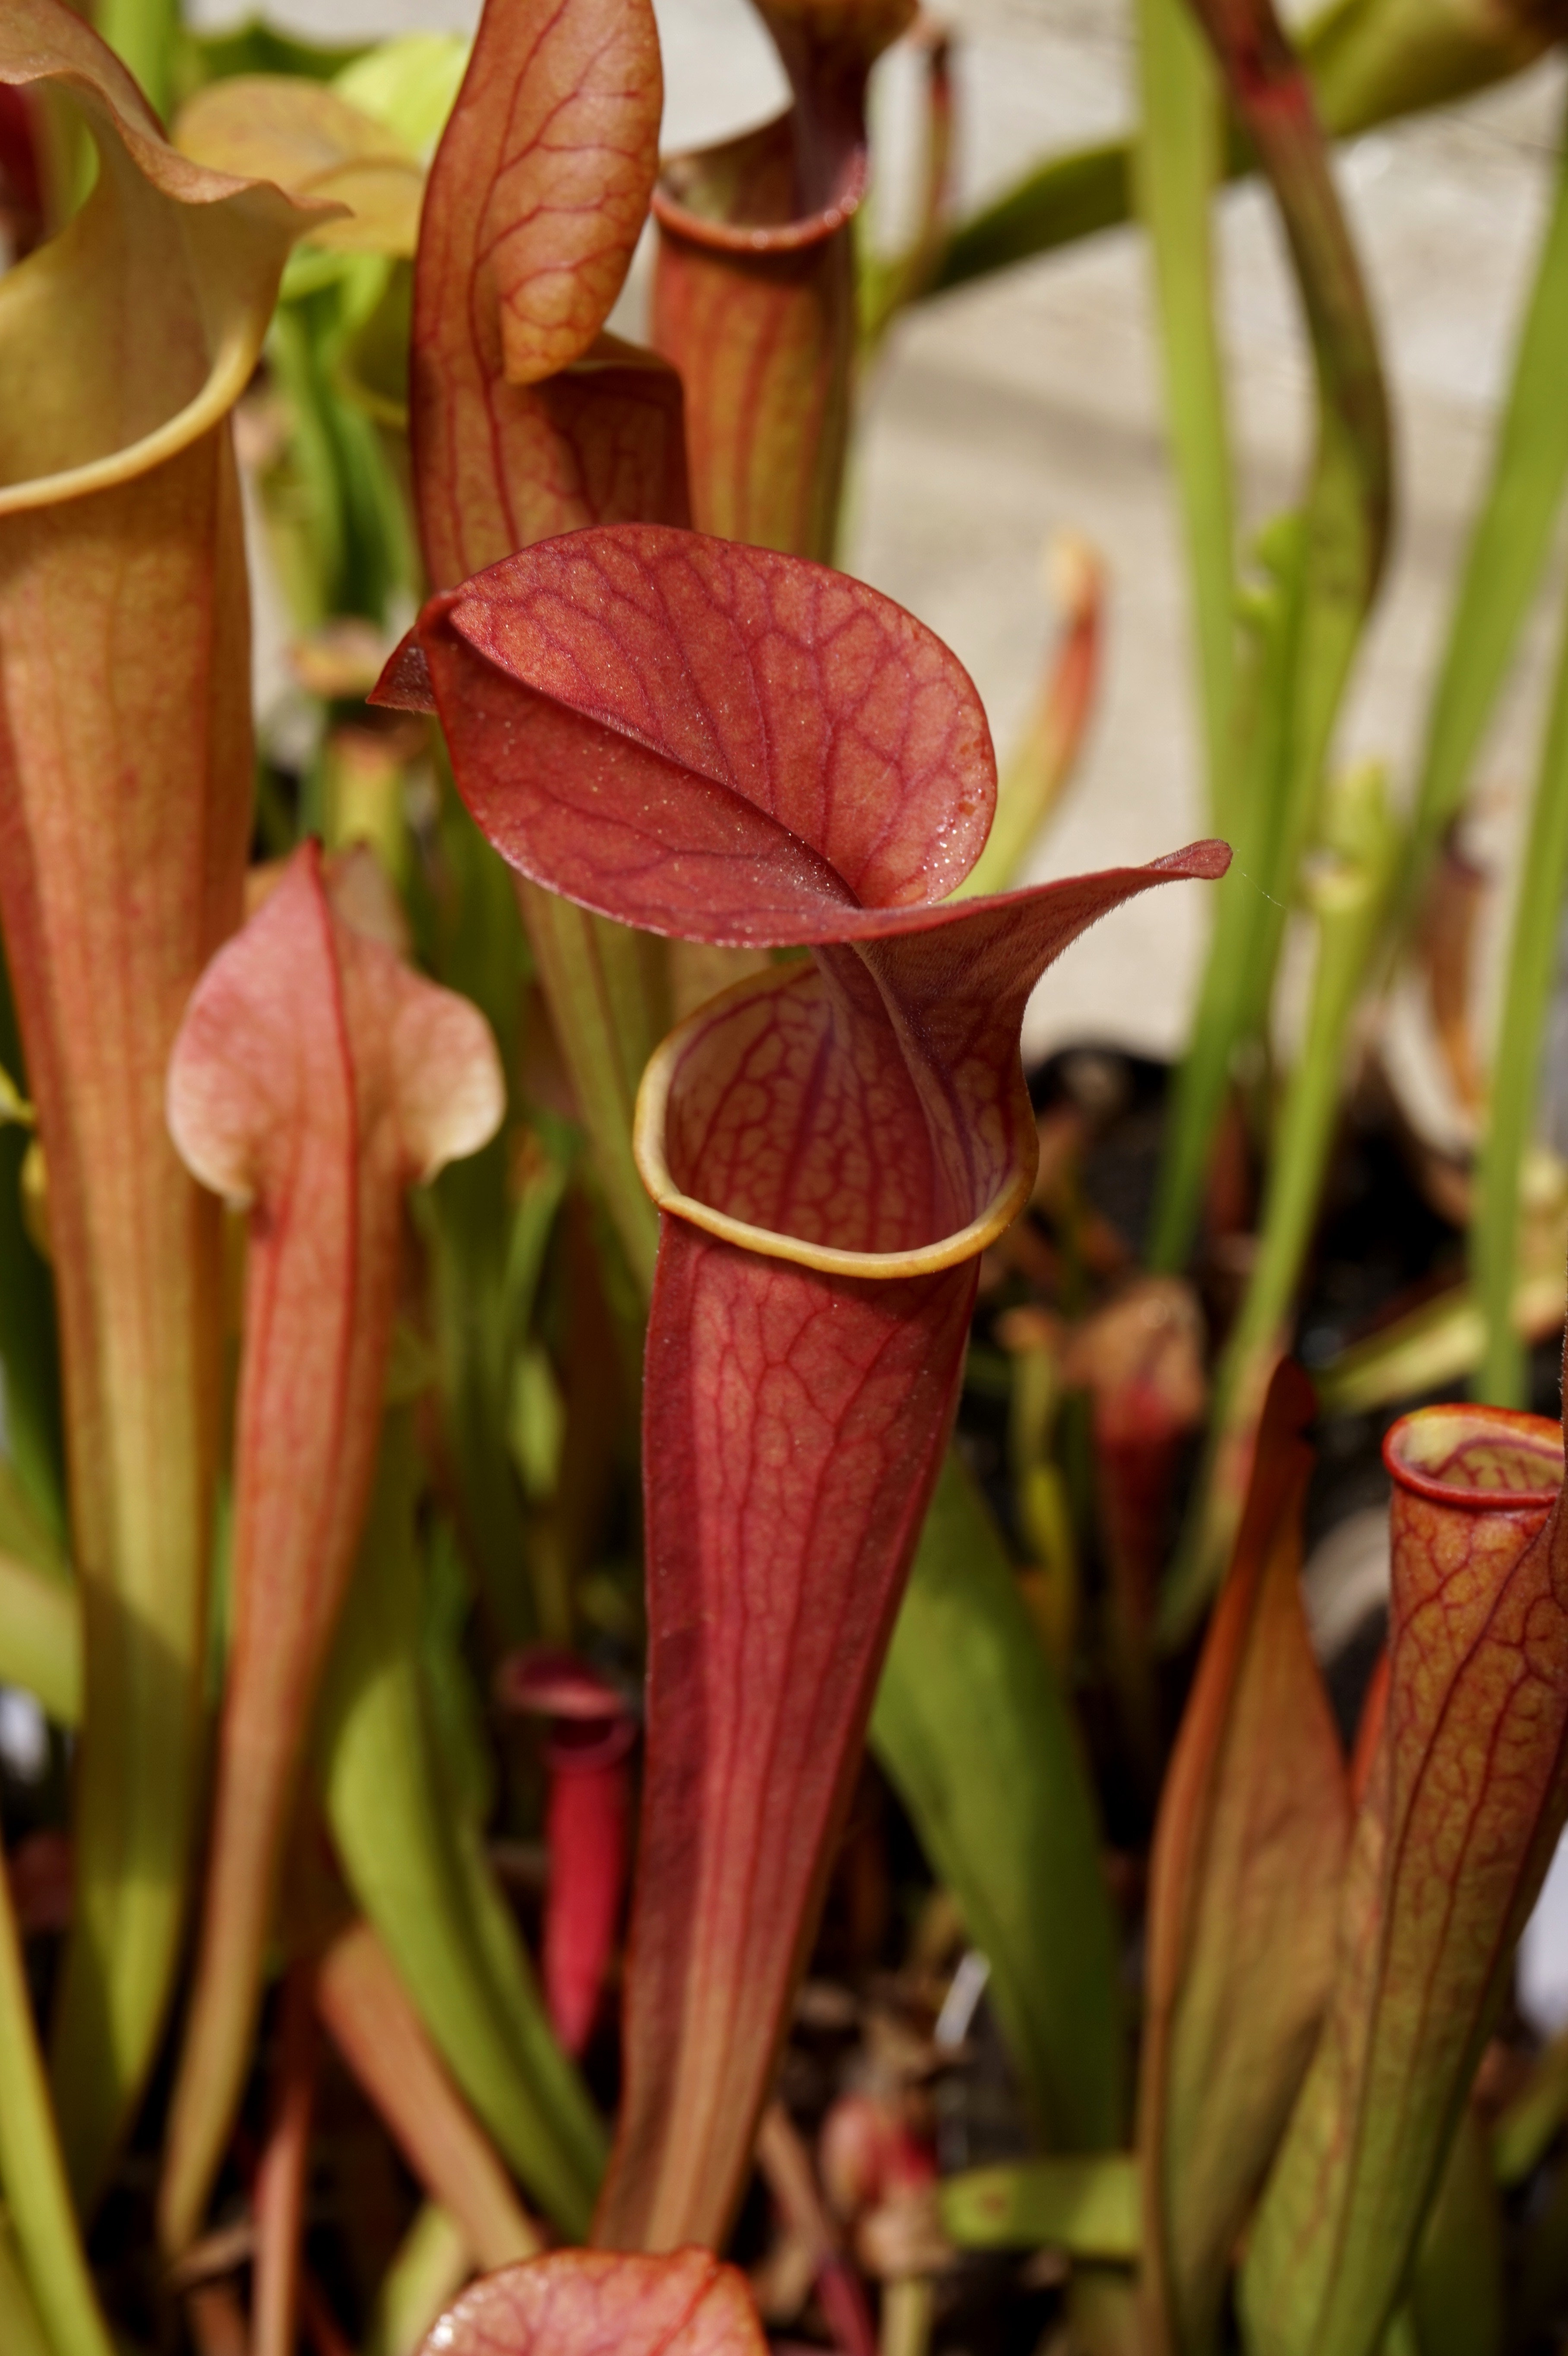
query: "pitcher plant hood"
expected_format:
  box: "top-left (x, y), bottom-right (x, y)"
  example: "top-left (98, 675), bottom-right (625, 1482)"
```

top-left (378, 519), bottom-right (1227, 2247)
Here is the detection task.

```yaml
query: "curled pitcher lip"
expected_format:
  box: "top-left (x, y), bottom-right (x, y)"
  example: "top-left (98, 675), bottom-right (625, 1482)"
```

top-left (1382, 1402), bottom-right (1563, 1512)
top-left (632, 961), bottom-right (1034, 1283)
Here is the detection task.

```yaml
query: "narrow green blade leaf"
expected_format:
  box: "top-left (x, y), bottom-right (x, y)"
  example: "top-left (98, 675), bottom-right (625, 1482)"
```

top-left (1492, 2026), bottom-right (1568, 2188)
top-left (1134, 0), bottom-right (1236, 839)
top-left (363, 2201), bottom-right (471, 2356)
top-left (0, 1796), bottom-right (115, 2356)
top-left (0, 2217), bottom-right (50, 2356)
top-left (929, 142), bottom-right (1130, 293)
top-left (1405, 103), bottom-right (1568, 914)
top-left (925, 0), bottom-right (1555, 300)
top-left (1473, 576), bottom-right (1568, 1405)
top-left (871, 1452), bottom-right (1125, 2152)
top-left (0, 954), bottom-right (64, 1552)
top-left (1163, 760), bottom-right (1401, 1631)
top-left (320, 1417), bottom-right (606, 2238)
top-left (1150, 0), bottom-right (1389, 1280)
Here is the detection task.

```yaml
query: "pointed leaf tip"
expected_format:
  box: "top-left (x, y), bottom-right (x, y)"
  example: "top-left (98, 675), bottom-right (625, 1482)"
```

top-left (419, 2248), bottom-right (767, 2356)
top-left (1154, 837), bottom-right (1230, 882)
top-left (370, 632), bottom-right (436, 712)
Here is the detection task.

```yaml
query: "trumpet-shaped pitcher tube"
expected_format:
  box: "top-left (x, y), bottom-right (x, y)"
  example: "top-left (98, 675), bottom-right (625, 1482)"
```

top-left (0, 0), bottom-right (316, 2204)
top-left (652, 0), bottom-right (914, 559)
top-left (376, 519), bottom-right (1228, 2248)
top-left (1242, 1401), bottom-right (1568, 2356)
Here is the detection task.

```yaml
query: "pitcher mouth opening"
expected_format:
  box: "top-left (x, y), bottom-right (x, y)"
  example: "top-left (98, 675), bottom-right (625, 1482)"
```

top-left (632, 961), bottom-right (1031, 1282)
top-left (1383, 1403), bottom-right (1563, 1512)
top-left (0, 84), bottom-right (325, 520)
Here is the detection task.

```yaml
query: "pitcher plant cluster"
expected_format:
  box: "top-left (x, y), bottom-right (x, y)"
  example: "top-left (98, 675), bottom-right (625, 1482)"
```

top-left (2, 0), bottom-right (1568, 2351)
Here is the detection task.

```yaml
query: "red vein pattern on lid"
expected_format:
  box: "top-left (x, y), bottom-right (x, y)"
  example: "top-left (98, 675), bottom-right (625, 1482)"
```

top-left (386, 525), bottom-right (1223, 943)
top-left (419, 525), bottom-right (996, 933)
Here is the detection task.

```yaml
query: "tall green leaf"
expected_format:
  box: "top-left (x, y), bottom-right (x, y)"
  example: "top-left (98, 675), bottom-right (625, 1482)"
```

top-left (1134, 0), bottom-right (1236, 839)
top-left (1149, 0), bottom-right (1390, 1275)
top-left (1164, 760), bottom-right (1400, 1633)
top-left (1404, 100), bottom-right (1568, 915)
top-left (871, 1452), bottom-right (1125, 2151)
top-left (1472, 576), bottom-right (1568, 1406)
top-left (319, 1418), bottom-right (606, 2239)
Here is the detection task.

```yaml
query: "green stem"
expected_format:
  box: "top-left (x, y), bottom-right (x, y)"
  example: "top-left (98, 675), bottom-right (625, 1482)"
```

top-left (1163, 763), bottom-right (1398, 1638)
top-left (879, 2277), bottom-right (933, 2356)
top-left (420, 779), bottom-right (536, 1643)
top-left (1403, 97), bottom-right (1568, 927)
top-left (0, 957), bottom-right (64, 1551)
top-left (1148, 533), bottom-right (1299, 1271)
top-left (1134, 0), bottom-right (1236, 838)
top-left (1472, 585), bottom-right (1568, 1406)
top-left (1148, 0), bottom-right (1389, 1272)
top-left (0, 1814), bottom-right (116, 2356)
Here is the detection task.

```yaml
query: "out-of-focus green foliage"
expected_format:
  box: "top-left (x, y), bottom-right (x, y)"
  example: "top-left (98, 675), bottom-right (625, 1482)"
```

top-left (873, 1454), bottom-right (1125, 2152)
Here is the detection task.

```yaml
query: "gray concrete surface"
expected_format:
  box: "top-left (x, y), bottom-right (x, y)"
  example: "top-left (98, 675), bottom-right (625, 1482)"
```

top-left (193, 0), bottom-right (1568, 1067)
